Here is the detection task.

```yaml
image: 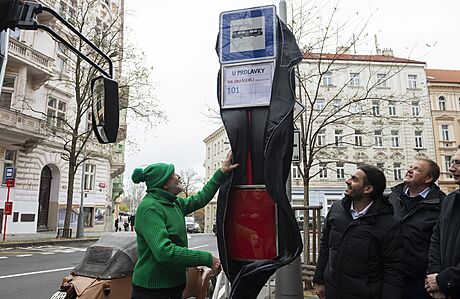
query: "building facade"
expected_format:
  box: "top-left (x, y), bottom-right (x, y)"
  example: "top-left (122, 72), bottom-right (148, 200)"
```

top-left (426, 69), bottom-right (460, 193)
top-left (0, 0), bottom-right (126, 234)
top-left (295, 51), bottom-right (436, 214)
top-left (202, 126), bottom-right (229, 233)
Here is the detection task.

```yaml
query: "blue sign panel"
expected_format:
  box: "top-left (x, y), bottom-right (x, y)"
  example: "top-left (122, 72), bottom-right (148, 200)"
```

top-left (219, 5), bottom-right (277, 64)
top-left (4, 166), bottom-right (15, 179)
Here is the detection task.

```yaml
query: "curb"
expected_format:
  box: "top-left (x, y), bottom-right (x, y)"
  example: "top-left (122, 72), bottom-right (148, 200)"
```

top-left (0, 237), bottom-right (100, 248)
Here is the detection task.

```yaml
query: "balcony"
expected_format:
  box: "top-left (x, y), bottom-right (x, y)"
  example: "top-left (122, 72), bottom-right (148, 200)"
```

top-left (0, 107), bottom-right (47, 152)
top-left (109, 149), bottom-right (125, 178)
top-left (8, 38), bottom-right (54, 89)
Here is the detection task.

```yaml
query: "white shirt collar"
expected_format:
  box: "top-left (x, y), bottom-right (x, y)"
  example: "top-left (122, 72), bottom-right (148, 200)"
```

top-left (350, 201), bottom-right (374, 220)
top-left (404, 186), bottom-right (430, 198)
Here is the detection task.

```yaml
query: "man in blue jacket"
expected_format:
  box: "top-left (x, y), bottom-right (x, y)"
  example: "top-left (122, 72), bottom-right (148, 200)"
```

top-left (389, 158), bottom-right (445, 299)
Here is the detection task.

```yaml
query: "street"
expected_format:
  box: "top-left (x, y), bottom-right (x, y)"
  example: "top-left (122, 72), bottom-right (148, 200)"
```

top-left (0, 233), bottom-right (218, 299)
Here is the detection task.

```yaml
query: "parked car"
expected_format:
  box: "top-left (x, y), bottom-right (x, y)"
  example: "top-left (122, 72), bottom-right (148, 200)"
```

top-left (50, 232), bottom-right (216, 299)
top-left (185, 216), bottom-right (201, 233)
top-left (296, 215), bottom-right (325, 230)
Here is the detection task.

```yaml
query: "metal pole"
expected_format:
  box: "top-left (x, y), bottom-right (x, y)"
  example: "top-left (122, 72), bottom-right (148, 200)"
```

top-left (275, 1), bottom-right (303, 298)
top-left (76, 149), bottom-right (86, 238)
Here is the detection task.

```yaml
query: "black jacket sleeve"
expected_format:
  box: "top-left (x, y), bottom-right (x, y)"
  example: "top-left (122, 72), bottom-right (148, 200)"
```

top-left (381, 221), bottom-right (404, 299)
top-left (313, 210), bottom-right (331, 284)
top-left (428, 218), bottom-right (442, 274)
top-left (436, 263), bottom-right (460, 296)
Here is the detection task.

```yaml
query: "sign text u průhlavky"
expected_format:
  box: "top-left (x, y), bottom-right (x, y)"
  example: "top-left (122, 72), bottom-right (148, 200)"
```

top-left (219, 5), bottom-right (277, 109)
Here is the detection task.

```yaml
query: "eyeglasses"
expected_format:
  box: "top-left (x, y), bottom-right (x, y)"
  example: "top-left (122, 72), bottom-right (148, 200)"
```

top-left (450, 160), bottom-right (460, 167)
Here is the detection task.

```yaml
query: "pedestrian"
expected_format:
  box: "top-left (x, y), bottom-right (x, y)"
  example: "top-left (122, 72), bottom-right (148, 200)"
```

top-left (313, 164), bottom-right (404, 299)
top-left (389, 158), bottom-right (445, 299)
top-left (114, 218), bottom-right (119, 232)
top-left (130, 214), bottom-right (135, 232)
top-left (130, 151), bottom-right (238, 299)
top-left (426, 146), bottom-right (460, 299)
top-left (123, 221), bottom-right (129, 231)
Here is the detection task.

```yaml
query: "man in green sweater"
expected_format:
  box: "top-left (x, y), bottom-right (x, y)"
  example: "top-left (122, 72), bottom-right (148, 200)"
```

top-left (131, 152), bottom-right (238, 299)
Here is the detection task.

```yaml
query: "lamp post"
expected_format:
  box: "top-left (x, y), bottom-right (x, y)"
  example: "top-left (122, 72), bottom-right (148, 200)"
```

top-left (275, 1), bottom-right (304, 298)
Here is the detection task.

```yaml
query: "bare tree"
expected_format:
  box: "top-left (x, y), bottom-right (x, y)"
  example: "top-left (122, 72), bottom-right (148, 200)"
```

top-left (178, 168), bottom-right (201, 198)
top-left (125, 179), bottom-right (146, 213)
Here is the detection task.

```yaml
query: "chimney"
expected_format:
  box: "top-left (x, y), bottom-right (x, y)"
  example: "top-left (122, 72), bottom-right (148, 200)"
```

top-left (374, 34), bottom-right (382, 55)
top-left (382, 48), bottom-right (394, 57)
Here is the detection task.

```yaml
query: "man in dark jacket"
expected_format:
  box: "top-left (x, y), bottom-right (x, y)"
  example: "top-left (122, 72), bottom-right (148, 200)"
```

top-left (389, 158), bottom-right (445, 299)
top-left (313, 164), bottom-right (404, 299)
top-left (427, 147), bottom-right (460, 299)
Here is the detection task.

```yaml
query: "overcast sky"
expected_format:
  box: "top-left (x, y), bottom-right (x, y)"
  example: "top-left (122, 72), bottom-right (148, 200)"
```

top-left (123, 0), bottom-right (460, 186)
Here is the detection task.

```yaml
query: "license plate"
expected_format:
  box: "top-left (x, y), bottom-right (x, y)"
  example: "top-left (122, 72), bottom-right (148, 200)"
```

top-left (50, 291), bottom-right (67, 299)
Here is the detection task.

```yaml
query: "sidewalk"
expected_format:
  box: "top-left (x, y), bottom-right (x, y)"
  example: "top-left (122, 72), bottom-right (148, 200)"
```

top-left (0, 229), bottom-right (107, 248)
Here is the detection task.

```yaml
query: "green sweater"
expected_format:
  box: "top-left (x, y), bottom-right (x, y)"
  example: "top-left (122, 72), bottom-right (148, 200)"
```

top-left (132, 169), bottom-right (226, 289)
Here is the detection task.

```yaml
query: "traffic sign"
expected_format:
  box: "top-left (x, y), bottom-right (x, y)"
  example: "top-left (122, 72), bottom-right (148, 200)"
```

top-left (4, 202), bottom-right (12, 215)
top-left (293, 130), bottom-right (301, 162)
top-left (293, 100), bottom-right (305, 122)
top-left (219, 5), bottom-right (277, 64)
top-left (4, 166), bottom-right (15, 178)
top-left (6, 178), bottom-right (14, 187)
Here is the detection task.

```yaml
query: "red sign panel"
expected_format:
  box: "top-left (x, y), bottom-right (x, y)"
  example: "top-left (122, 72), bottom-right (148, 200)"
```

top-left (6, 178), bottom-right (14, 187)
top-left (225, 186), bottom-right (277, 261)
top-left (4, 202), bottom-right (13, 215)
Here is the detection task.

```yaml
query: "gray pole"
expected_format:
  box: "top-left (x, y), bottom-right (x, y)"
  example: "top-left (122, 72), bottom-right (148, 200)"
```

top-left (275, 1), bottom-right (303, 298)
top-left (76, 115), bottom-right (88, 238)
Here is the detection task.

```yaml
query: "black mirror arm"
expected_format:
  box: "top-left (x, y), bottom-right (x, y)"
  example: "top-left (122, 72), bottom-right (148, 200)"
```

top-left (4, 1), bottom-right (113, 78)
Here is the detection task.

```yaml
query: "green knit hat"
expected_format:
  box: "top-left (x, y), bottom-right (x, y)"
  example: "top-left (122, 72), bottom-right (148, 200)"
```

top-left (132, 163), bottom-right (175, 189)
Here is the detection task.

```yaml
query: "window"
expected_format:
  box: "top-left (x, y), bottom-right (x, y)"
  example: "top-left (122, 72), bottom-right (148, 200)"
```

top-left (317, 129), bottom-right (326, 146)
top-left (374, 130), bottom-right (383, 147)
top-left (292, 165), bottom-right (301, 180)
top-left (47, 97), bottom-right (67, 128)
top-left (391, 130), bottom-right (400, 147)
top-left (458, 97), bottom-right (460, 110)
top-left (372, 100), bottom-right (380, 116)
top-left (394, 163), bottom-right (403, 180)
top-left (1, 75), bottom-right (16, 109)
top-left (332, 99), bottom-right (341, 112)
top-left (411, 101), bottom-right (420, 116)
top-left (438, 96), bottom-right (446, 111)
top-left (336, 163), bottom-right (345, 179)
top-left (54, 44), bottom-right (67, 73)
top-left (323, 72), bottom-right (332, 86)
top-left (84, 164), bottom-right (96, 190)
top-left (441, 125), bottom-right (450, 141)
top-left (319, 162), bottom-right (327, 178)
top-left (444, 155), bottom-right (452, 173)
top-left (350, 101), bottom-right (363, 113)
top-left (334, 129), bottom-right (343, 146)
top-left (388, 101), bottom-right (396, 116)
top-left (2, 149), bottom-right (16, 184)
top-left (350, 73), bottom-right (360, 87)
top-left (354, 130), bottom-right (363, 146)
top-left (377, 73), bottom-right (388, 87)
top-left (408, 75), bottom-right (417, 89)
top-left (83, 207), bottom-right (93, 227)
top-left (414, 131), bottom-right (423, 148)
top-left (315, 99), bottom-right (325, 111)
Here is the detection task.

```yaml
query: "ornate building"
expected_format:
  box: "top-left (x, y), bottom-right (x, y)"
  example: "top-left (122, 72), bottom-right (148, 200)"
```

top-left (426, 69), bottom-right (460, 193)
top-left (0, 0), bottom-right (126, 234)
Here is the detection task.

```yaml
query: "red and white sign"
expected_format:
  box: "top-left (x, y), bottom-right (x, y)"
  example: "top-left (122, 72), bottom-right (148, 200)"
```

top-left (6, 178), bottom-right (14, 187)
top-left (4, 202), bottom-right (12, 215)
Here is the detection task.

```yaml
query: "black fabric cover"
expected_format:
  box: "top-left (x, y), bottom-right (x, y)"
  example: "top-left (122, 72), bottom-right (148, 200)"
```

top-left (215, 19), bottom-right (303, 298)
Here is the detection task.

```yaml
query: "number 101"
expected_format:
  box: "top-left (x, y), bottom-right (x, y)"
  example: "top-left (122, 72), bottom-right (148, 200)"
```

top-left (227, 87), bottom-right (240, 94)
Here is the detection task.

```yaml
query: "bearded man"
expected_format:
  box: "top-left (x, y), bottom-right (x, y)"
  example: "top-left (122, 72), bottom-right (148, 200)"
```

top-left (130, 152), bottom-right (238, 299)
